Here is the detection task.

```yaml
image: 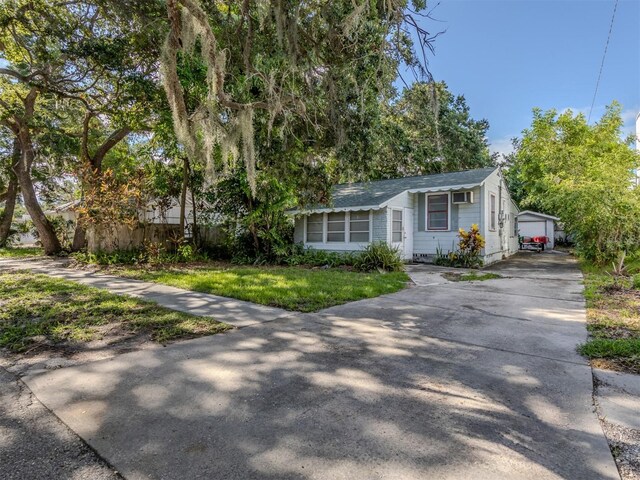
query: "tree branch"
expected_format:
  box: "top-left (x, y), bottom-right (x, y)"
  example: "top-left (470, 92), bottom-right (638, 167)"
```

top-left (92, 126), bottom-right (132, 171)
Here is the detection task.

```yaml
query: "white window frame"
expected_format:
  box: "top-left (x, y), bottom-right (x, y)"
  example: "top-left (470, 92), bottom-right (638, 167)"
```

top-left (304, 211), bottom-right (373, 246)
top-left (327, 211), bottom-right (346, 243)
top-left (305, 213), bottom-right (324, 243)
top-left (489, 192), bottom-right (497, 232)
top-left (391, 209), bottom-right (403, 243)
top-left (426, 192), bottom-right (451, 231)
top-left (349, 210), bottom-right (371, 243)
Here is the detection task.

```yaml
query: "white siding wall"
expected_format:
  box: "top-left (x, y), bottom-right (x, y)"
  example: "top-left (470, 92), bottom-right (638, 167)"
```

top-left (481, 169), bottom-right (519, 265)
top-left (386, 191), bottom-right (413, 209)
top-left (508, 201), bottom-right (521, 253)
top-left (412, 187), bottom-right (481, 256)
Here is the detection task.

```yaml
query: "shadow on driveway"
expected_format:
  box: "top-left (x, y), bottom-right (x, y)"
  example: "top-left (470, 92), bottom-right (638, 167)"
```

top-left (20, 253), bottom-right (618, 479)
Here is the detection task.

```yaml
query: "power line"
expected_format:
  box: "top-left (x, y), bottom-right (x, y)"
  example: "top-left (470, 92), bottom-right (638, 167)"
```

top-left (588, 0), bottom-right (619, 123)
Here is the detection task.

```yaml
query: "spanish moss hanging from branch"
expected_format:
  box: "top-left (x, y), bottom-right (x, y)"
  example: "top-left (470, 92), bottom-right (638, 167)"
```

top-left (159, 0), bottom-right (442, 196)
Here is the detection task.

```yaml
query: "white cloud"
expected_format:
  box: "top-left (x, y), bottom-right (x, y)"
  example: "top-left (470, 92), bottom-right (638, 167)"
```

top-left (621, 108), bottom-right (639, 123)
top-left (559, 106), bottom-right (591, 117)
top-left (489, 136), bottom-right (516, 160)
top-left (621, 108), bottom-right (640, 139)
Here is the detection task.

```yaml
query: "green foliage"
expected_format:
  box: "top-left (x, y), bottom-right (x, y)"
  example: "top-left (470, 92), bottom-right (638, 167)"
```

top-left (352, 242), bottom-right (405, 272)
top-left (72, 243), bottom-right (208, 266)
top-left (578, 338), bottom-right (640, 370)
top-left (433, 226), bottom-right (485, 268)
top-left (29, 216), bottom-right (74, 250)
top-left (363, 81), bottom-right (495, 180)
top-left (203, 168), bottom-right (296, 263)
top-left (507, 103), bottom-right (640, 263)
top-left (580, 259), bottom-right (640, 373)
top-left (273, 244), bottom-right (356, 268)
top-left (231, 241), bottom-right (403, 273)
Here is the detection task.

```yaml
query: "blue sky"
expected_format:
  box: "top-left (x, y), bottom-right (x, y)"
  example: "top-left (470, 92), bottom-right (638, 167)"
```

top-left (403, 0), bottom-right (640, 156)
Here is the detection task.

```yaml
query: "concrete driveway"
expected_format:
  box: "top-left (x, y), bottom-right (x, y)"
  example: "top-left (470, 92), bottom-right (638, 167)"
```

top-left (23, 253), bottom-right (618, 479)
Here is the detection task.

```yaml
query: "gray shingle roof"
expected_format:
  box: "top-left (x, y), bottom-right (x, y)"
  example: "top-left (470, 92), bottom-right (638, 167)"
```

top-left (292, 167), bottom-right (497, 212)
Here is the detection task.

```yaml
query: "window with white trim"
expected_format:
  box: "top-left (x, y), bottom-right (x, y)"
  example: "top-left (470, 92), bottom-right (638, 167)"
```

top-left (392, 210), bottom-right (403, 242)
top-left (327, 212), bottom-right (345, 242)
top-left (489, 194), bottom-right (496, 231)
top-left (427, 194), bottom-right (449, 230)
top-left (306, 213), bottom-right (323, 242)
top-left (349, 211), bottom-right (370, 242)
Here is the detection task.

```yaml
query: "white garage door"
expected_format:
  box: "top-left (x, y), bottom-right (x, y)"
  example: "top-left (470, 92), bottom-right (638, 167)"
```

top-left (519, 221), bottom-right (546, 238)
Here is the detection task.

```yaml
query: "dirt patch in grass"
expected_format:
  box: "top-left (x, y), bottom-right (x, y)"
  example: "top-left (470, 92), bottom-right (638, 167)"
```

top-left (0, 272), bottom-right (231, 374)
top-left (442, 272), bottom-right (501, 282)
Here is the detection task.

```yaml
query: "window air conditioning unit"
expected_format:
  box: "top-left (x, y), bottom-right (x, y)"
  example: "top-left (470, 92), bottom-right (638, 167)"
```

top-left (452, 191), bottom-right (473, 204)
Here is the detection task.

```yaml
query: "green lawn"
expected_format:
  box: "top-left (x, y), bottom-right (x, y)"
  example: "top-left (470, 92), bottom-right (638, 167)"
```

top-left (0, 272), bottom-right (231, 352)
top-left (113, 264), bottom-right (409, 312)
top-left (0, 247), bottom-right (44, 258)
top-left (578, 257), bottom-right (640, 374)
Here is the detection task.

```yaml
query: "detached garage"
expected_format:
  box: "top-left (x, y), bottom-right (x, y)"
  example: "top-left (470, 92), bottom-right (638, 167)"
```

top-left (517, 211), bottom-right (559, 249)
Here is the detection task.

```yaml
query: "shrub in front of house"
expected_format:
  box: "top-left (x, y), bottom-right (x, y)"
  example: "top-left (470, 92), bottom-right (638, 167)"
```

top-left (272, 242), bottom-right (404, 272)
top-left (72, 240), bottom-right (208, 266)
top-left (352, 242), bottom-right (404, 272)
top-left (434, 224), bottom-right (485, 268)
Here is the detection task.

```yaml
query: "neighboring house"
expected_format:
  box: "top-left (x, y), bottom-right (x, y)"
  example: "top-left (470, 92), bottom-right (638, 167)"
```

top-left (17, 195), bottom-right (222, 252)
top-left (48, 197), bottom-right (197, 232)
top-left (289, 167), bottom-right (520, 265)
top-left (516, 210), bottom-right (559, 250)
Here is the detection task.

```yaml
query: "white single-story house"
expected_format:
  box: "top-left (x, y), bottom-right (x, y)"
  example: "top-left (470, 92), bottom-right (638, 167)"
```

top-left (516, 210), bottom-right (559, 250)
top-left (289, 167), bottom-right (520, 265)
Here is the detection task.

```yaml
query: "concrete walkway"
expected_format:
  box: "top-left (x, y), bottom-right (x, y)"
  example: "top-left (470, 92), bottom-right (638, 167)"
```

top-left (593, 368), bottom-right (640, 478)
top-left (0, 258), bottom-right (290, 328)
top-left (16, 253), bottom-right (620, 479)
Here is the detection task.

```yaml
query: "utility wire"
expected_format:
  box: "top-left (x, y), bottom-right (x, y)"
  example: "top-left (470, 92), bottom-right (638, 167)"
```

top-left (588, 0), bottom-right (619, 123)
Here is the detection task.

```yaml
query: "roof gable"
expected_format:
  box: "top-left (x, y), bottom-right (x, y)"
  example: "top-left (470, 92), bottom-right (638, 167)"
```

top-left (517, 210), bottom-right (559, 221)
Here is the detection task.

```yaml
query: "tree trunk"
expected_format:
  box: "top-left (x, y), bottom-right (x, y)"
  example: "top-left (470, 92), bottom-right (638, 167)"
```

top-left (188, 160), bottom-right (199, 246)
top-left (0, 177), bottom-right (18, 247)
top-left (15, 132), bottom-right (62, 255)
top-left (0, 178), bottom-right (18, 246)
top-left (0, 140), bottom-right (20, 245)
top-left (71, 219), bottom-right (87, 251)
top-left (179, 157), bottom-right (188, 235)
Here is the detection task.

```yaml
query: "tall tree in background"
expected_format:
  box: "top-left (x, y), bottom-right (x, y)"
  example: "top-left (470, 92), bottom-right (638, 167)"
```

top-left (158, 0), bottom-right (437, 194)
top-left (0, 0), bottom-right (160, 252)
top-left (1, 0), bottom-right (446, 256)
top-left (506, 103), bottom-right (640, 262)
top-left (0, 135), bottom-right (19, 246)
top-left (365, 81), bottom-right (494, 180)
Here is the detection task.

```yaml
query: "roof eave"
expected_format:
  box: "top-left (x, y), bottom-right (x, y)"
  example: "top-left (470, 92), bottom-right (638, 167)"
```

top-left (286, 204), bottom-right (383, 215)
top-left (517, 210), bottom-right (560, 221)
